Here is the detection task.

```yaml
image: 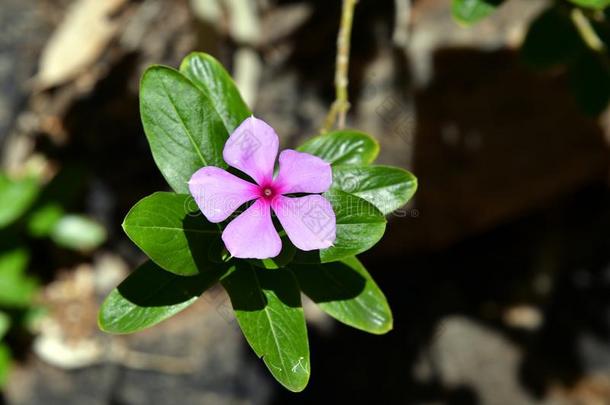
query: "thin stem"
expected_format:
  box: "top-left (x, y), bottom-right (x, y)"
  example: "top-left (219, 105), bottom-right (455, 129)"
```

top-left (571, 8), bottom-right (605, 53)
top-left (321, 0), bottom-right (358, 133)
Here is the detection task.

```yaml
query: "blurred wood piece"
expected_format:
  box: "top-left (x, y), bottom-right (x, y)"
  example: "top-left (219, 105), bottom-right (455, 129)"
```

top-left (36, 0), bottom-right (128, 89)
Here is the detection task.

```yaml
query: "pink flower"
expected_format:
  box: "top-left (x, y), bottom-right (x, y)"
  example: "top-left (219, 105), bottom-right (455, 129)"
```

top-left (188, 117), bottom-right (336, 259)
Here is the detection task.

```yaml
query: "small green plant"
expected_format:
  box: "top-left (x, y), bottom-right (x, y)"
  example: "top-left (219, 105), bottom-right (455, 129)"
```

top-left (453, 0), bottom-right (610, 115)
top-left (0, 171), bottom-right (106, 386)
top-left (97, 53), bottom-right (417, 392)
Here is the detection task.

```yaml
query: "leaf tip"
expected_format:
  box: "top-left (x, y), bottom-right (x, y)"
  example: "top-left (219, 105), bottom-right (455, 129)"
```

top-left (96, 304), bottom-right (111, 333)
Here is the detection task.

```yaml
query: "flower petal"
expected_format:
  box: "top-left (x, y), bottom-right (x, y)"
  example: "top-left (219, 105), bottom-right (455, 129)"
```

top-left (272, 195), bottom-right (336, 251)
top-left (222, 199), bottom-right (282, 259)
top-left (189, 166), bottom-right (259, 223)
top-left (223, 116), bottom-right (279, 185)
top-left (274, 149), bottom-right (332, 194)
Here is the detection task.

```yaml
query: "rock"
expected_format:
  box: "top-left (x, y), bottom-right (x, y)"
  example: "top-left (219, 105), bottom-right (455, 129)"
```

top-left (419, 316), bottom-right (555, 405)
top-left (0, 0), bottom-right (54, 145)
top-left (36, 0), bottom-right (129, 89)
top-left (6, 265), bottom-right (272, 405)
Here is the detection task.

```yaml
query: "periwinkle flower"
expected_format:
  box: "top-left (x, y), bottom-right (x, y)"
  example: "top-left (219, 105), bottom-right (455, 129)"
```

top-left (189, 117), bottom-right (336, 259)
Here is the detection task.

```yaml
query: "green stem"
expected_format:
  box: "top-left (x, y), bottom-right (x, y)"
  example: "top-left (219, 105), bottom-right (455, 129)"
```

top-left (571, 8), bottom-right (605, 53)
top-left (322, 0), bottom-right (358, 133)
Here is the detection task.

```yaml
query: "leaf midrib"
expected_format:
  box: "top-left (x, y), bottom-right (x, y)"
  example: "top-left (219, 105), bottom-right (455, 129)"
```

top-left (349, 182), bottom-right (412, 195)
top-left (159, 74), bottom-right (208, 167)
top-left (250, 266), bottom-right (290, 379)
top-left (190, 62), bottom-right (233, 132)
top-left (127, 224), bottom-right (219, 234)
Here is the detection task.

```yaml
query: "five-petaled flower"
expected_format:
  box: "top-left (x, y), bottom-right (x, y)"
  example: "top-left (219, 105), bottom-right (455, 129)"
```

top-left (188, 116), bottom-right (336, 259)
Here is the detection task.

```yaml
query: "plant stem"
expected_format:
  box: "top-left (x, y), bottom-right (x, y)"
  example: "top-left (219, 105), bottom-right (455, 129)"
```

top-left (571, 8), bottom-right (605, 53)
top-left (322, 0), bottom-right (358, 133)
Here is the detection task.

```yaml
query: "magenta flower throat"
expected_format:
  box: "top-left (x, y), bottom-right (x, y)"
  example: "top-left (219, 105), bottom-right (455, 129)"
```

top-left (188, 116), bottom-right (336, 259)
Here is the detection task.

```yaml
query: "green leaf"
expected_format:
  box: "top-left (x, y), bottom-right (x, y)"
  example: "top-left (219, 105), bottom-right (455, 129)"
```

top-left (298, 130), bottom-right (379, 166)
top-left (452, 0), bottom-right (503, 25)
top-left (521, 6), bottom-right (584, 69)
top-left (222, 264), bottom-right (310, 392)
top-left (569, 51), bottom-right (610, 115)
top-left (21, 306), bottom-right (47, 331)
top-left (140, 66), bottom-right (229, 193)
top-left (331, 165), bottom-right (417, 215)
top-left (180, 52), bottom-right (251, 133)
top-left (50, 215), bottom-right (106, 251)
top-left (27, 203), bottom-right (64, 237)
top-left (290, 257), bottom-right (392, 334)
top-left (569, 0), bottom-right (610, 9)
top-left (26, 166), bottom-right (86, 237)
top-left (0, 245), bottom-right (37, 307)
top-left (123, 192), bottom-right (221, 276)
top-left (0, 311), bottom-right (11, 340)
top-left (0, 175), bottom-right (39, 229)
top-left (0, 343), bottom-right (11, 387)
top-left (98, 260), bottom-right (226, 334)
top-left (298, 190), bottom-right (385, 263)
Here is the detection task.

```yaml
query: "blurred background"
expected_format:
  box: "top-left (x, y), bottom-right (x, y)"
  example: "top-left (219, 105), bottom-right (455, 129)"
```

top-left (1, 0), bottom-right (610, 404)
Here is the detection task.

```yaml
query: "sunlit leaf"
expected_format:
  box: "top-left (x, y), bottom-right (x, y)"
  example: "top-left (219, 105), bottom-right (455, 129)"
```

top-left (180, 52), bottom-right (251, 133)
top-left (140, 66), bottom-right (229, 193)
top-left (50, 215), bottom-right (106, 251)
top-left (0, 175), bottom-right (39, 229)
top-left (331, 165), bottom-right (417, 215)
top-left (0, 244), bottom-right (37, 307)
top-left (123, 192), bottom-right (220, 276)
top-left (298, 130), bottom-right (379, 166)
top-left (569, 0), bottom-right (610, 9)
top-left (222, 264), bottom-right (310, 392)
top-left (452, 0), bottom-right (504, 26)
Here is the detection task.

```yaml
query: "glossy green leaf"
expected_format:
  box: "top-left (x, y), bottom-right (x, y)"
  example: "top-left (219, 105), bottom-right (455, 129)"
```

top-left (0, 312), bottom-right (10, 340)
top-left (298, 130), bottom-right (379, 166)
top-left (0, 175), bottom-right (39, 229)
top-left (331, 165), bottom-right (417, 215)
top-left (569, 0), bottom-right (610, 9)
top-left (99, 260), bottom-right (226, 334)
top-left (123, 192), bottom-right (220, 276)
top-left (180, 52), bottom-right (251, 133)
top-left (0, 245), bottom-right (37, 307)
top-left (50, 215), bottom-right (106, 251)
top-left (222, 264), bottom-right (310, 392)
top-left (290, 257), bottom-right (392, 334)
top-left (0, 343), bottom-right (10, 387)
top-left (521, 6), bottom-right (584, 69)
top-left (452, 0), bottom-right (503, 25)
top-left (309, 190), bottom-right (386, 263)
top-left (140, 66), bottom-right (228, 193)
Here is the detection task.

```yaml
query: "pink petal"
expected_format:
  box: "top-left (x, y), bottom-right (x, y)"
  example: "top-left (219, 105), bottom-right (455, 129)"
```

top-left (222, 199), bottom-right (282, 259)
top-left (272, 195), bottom-right (336, 251)
top-left (223, 116), bottom-right (279, 186)
top-left (274, 149), bottom-right (332, 194)
top-left (189, 166), bottom-right (259, 223)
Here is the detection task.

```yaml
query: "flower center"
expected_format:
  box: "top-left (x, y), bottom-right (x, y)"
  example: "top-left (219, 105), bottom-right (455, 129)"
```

top-left (260, 185), bottom-right (277, 201)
